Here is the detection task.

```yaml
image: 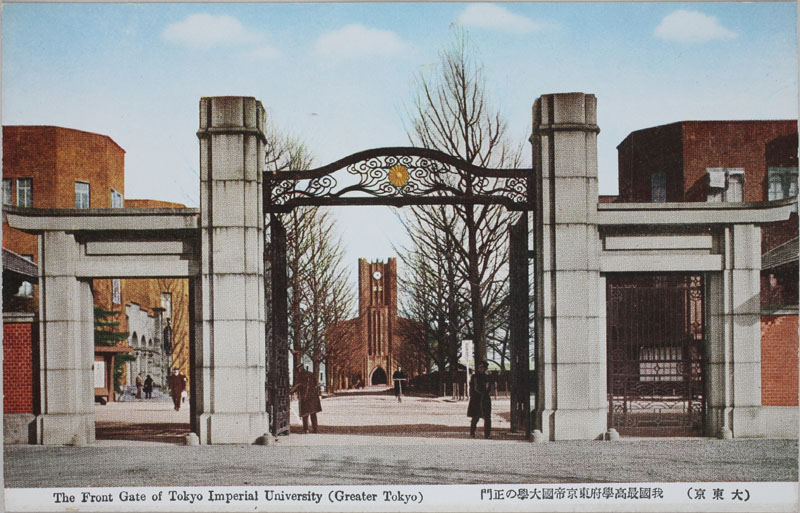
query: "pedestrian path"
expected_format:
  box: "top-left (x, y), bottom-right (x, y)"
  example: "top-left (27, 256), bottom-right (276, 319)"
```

top-left (94, 393), bottom-right (513, 446)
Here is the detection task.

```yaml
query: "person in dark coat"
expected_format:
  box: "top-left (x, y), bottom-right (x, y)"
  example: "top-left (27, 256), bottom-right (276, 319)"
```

top-left (135, 374), bottom-right (143, 399)
top-left (467, 361), bottom-right (492, 439)
top-left (167, 368), bottom-right (187, 411)
top-left (289, 366), bottom-right (322, 433)
top-left (143, 375), bottom-right (154, 399)
top-left (392, 366), bottom-right (407, 402)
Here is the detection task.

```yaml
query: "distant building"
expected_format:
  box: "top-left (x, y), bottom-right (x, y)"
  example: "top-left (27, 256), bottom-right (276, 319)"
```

top-left (326, 258), bottom-right (424, 390)
top-left (616, 120), bottom-right (798, 410)
top-left (2, 126), bottom-right (190, 419)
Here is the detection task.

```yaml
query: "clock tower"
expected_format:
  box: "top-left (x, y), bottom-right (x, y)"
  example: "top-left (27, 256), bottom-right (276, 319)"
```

top-left (358, 258), bottom-right (398, 385)
top-left (326, 257), bottom-right (422, 390)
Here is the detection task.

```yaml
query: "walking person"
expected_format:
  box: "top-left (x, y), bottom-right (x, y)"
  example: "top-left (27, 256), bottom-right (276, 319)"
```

top-left (289, 365), bottom-right (322, 433)
top-left (143, 374), bottom-right (154, 399)
top-left (468, 361), bottom-right (492, 439)
top-left (392, 366), bottom-right (407, 402)
top-left (135, 374), bottom-right (143, 399)
top-left (167, 367), bottom-right (187, 411)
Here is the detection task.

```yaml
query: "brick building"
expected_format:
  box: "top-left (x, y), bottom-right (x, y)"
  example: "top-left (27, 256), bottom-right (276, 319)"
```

top-left (2, 126), bottom-right (190, 436)
top-left (326, 258), bottom-right (424, 390)
top-left (615, 120), bottom-right (798, 409)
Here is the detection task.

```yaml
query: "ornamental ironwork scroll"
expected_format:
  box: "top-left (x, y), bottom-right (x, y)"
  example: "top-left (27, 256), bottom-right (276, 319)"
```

top-left (264, 147), bottom-right (531, 213)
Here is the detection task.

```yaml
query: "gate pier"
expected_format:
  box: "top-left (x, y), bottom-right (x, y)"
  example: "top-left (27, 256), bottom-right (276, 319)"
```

top-left (531, 93), bottom-right (607, 440)
top-left (195, 97), bottom-right (269, 444)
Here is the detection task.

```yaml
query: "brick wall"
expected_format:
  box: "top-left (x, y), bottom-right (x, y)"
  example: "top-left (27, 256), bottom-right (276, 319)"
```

top-left (616, 123), bottom-right (684, 202)
top-left (3, 320), bottom-right (37, 414)
top-left (616, 120), bottom-right (797, 203)
top-left (681, 121), bottom-right (796, 202)
top-left (761, 315), bottom-right (799, 406)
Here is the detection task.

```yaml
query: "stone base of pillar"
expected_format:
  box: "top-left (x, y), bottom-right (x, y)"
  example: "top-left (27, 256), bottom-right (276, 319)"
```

top-left (3, 413), bottom-right (37, 444)
top-left (196, 412), bottom-right (269, 444)
top-left (707, 405), bottom-right (799, 438)
top-left (705, 405), bottom-right (732, 438)
top-left (538, 408), bottom-right (607, 440)
top-left (38, 413), bottom-right (95, 445)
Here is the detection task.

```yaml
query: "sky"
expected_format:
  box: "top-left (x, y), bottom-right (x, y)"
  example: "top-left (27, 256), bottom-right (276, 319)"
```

top-left (2, 2), bottom-right (797, 276)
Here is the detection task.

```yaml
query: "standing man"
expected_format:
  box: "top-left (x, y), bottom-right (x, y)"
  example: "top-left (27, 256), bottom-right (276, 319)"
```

top-left (392, 366), bottom-right (407, 402)
top-left (289, 365), bottom-right (322, 433)
top-left (467, 361), bottom-right (492, 439)
top-left (143, 375), bottom-right (154, 399)
top-left (167, 367), bottom-right (187, 412)
top-left (135, 374), bottom-right (143, 399)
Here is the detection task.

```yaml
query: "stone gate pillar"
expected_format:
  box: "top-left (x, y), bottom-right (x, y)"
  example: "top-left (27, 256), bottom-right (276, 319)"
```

top-left (707, 224), bottom-right (765, 437)
top-left (531, 93), bottom-right (607, 440)
top-left (196, 97), bottom-right (268, 444)
top-left (37, 231), bottom-right (95, 445)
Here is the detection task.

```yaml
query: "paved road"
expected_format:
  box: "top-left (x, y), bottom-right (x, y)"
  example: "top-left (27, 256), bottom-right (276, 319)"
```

top-left (4, 392), bottom-right (798, 487)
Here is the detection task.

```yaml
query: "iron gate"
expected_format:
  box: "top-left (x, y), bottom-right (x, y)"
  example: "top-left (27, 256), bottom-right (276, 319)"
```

top-left (264, 147), bottom-right (534, 437)
top-left (606, 273), bottom-right (705, 436)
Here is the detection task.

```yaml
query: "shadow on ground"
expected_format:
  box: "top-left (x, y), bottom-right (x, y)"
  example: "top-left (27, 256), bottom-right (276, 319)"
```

top-left (96, 422), bottom-right (191, 444)
top-left (289, 423), bottom-right (524, 439)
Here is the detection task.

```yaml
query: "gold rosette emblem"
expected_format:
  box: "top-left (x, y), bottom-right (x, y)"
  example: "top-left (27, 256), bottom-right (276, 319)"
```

top-left (388, 164), bottom-right (409, 188)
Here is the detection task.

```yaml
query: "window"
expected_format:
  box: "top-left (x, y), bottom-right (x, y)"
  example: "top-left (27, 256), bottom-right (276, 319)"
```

top-left (651, 173), bottom-right (666, 203)
top-left (75, 182), bottom-right (90, 208)
top-left (17, 281), bottom-right (34, 297)
top-left (112, 279), bottom-right (121, 305)
top-left (768, 166), bottom-right (799, 201)
top-left (111, 189), bottom-right (123, 208)
top-left (3, 179), bottom-right (12, 205)
top-left (725, 171), bottom-right (745, 202)
top-left (706, 168), bottom-right (746, 203)
top-left (161, 292), bottom-right (173, 320)
top-left (16, 178), bottom-right (32, 207)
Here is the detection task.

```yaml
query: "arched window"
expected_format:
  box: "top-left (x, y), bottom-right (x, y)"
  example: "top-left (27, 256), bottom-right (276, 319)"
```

top-left (131, 332), bottom-right (138, 347)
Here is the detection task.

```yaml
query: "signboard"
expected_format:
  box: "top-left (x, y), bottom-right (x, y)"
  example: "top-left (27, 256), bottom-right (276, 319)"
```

top-left (94, 360), bottom-right (106, 389)
top-left (461, 339), bottom-right (473, 366)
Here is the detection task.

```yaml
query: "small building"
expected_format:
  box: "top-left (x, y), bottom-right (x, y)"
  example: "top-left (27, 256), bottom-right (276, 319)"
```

top-left (2, 125), bottom-right (191, 410)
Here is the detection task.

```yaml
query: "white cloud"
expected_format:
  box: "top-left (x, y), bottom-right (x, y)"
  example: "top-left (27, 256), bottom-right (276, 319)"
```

top-left (163, 13), bottom-right (262, 49)
top-left (654, 10), bottom-right (737, 43)
top-left (245, 44), bottom-right (281, 61)
top-left (457, 4), bottom-right (541, 33)
top-left (315, 24), bottom-right (410, 58)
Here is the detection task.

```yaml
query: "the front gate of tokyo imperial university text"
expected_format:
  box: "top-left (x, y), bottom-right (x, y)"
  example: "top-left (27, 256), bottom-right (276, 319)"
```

top-left (263, 147), bottom-right (535, 437)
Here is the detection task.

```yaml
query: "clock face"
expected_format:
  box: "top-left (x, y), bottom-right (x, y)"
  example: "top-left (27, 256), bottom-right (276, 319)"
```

top-left (373, 271), bottom-right (382, 280)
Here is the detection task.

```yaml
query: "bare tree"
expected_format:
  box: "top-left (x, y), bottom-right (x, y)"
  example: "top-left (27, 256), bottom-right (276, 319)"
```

top-left (405, 28), bottom-right (523, 362)
top-left (262, 122), bottom-right (355, 387)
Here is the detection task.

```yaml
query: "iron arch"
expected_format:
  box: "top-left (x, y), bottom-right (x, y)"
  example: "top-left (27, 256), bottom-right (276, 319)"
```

top-left (265, 147), bottom-right (533, 438)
